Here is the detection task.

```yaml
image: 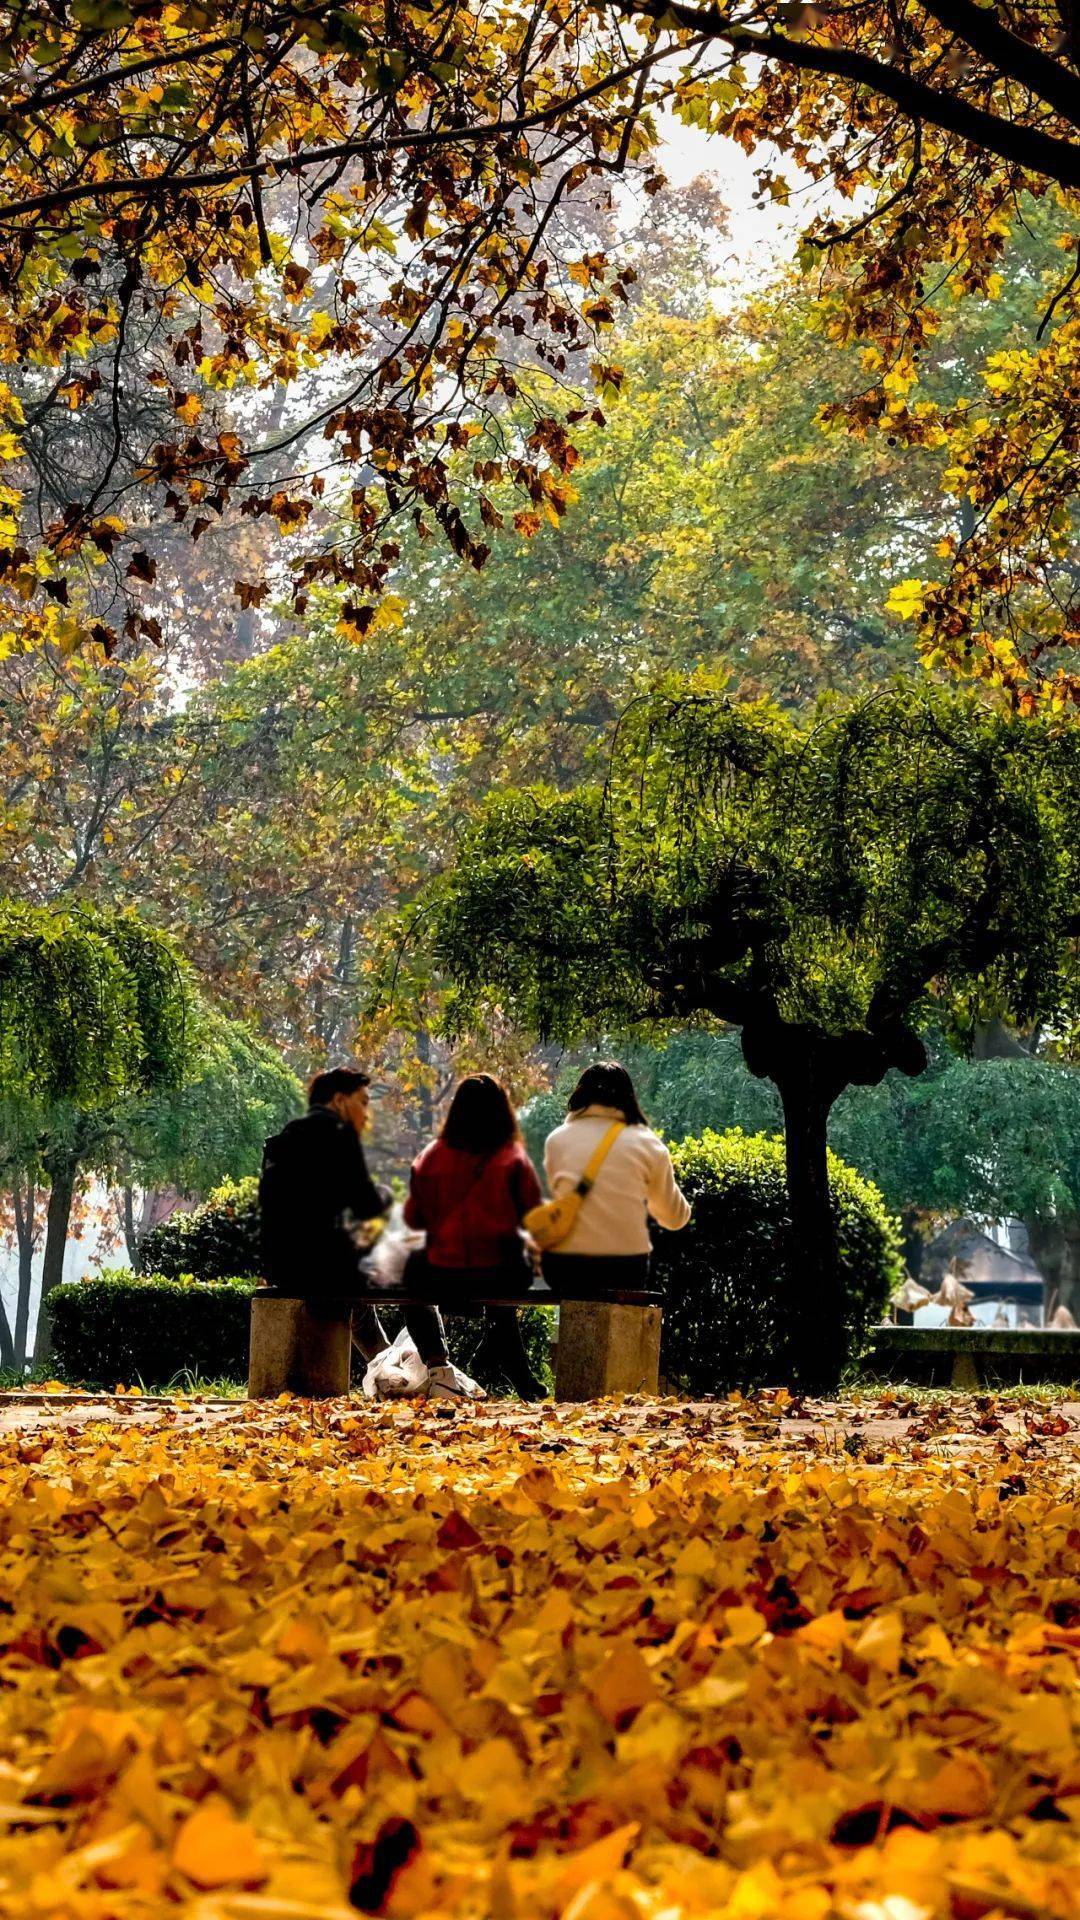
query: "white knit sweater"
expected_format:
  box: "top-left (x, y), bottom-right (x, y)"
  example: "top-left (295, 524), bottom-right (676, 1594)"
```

top-left (542, 1105), bottom-right (691, 1256)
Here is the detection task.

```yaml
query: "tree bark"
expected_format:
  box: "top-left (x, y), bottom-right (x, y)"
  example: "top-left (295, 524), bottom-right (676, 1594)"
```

top-left (34, 1154), bottom-right (78, 1367)
top-left (1025, 1213), bottom-right (1080, 1325)
top-left (0, 1288), bottom-right (14, 1371)
top-left (121, 1185), bottom-right (138, 1265)
top-left (12, 1176), bottom-right (37, 1370)
top-left (777, 1073), bottom-right (846, 1392)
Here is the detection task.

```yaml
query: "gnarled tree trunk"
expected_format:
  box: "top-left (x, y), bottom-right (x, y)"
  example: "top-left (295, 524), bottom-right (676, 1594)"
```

top-left (776, 1072), bottom-right (845, 1392)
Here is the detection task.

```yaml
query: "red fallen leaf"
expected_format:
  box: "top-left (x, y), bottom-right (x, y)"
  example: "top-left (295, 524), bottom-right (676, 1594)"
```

top-left (757, 1574), bottom-right (812, 1633)
top-left (1025, 1413), bottom-right (1071, 1437)
top-left (349, 1816), bottom-right (421, 1912)
top-left (436, 1510), bottom-right (482, 1551)
top-left (830, 1801), bottom-right (925, 1846)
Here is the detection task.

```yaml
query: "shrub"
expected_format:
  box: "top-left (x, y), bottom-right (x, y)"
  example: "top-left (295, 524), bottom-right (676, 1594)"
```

top-left (49, 1269), bottom-right (255, 1387)
top-left (136, 1175), bottom-right (260, 1281)
top-left (653, 1129), bottom-right (903, 1395)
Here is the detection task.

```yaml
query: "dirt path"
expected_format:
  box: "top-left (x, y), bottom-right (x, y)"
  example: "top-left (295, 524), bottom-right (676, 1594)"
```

top-left (1, 1387), bottom-right (1077, 1470)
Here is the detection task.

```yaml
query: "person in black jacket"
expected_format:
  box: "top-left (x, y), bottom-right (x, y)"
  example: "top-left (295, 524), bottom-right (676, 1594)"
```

top-left (260, 1066), bottom-right (447, 1365)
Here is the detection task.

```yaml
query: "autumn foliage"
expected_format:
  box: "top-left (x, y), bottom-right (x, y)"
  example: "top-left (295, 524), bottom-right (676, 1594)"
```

top-left (0, 1), bottom-right (1078, 696)
top-left (0, 1396), bottom-right (1077, 1916)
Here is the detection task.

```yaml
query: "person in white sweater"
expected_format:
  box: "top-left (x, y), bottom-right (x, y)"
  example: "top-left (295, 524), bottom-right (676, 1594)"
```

top-left (541, 1061), bottom-right (691, 1290)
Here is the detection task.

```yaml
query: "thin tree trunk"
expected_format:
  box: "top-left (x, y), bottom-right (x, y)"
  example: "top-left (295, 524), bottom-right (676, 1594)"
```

top-left (13, 1176), bottom-right (36, 1370)
top-left (34, 1153), bottom-right (77, 1367)
top-left (0, 1287), bottom-right (13, 1371)
top-left (777, 1075), bottom-right (845, 1392)
top-left (121, 1185), bottom-right (138, 1264)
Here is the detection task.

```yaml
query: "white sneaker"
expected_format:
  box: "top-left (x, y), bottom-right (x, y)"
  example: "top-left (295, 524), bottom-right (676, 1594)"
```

top-left (425, 1363), bottom-right (486, 1401)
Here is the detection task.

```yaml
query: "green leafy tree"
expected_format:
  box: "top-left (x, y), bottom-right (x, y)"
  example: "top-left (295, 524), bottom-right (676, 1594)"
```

top-left (0, 902), bottom-right (190, 1359)
top-left (426, 681), bottom-right (1080, 1388)
top-left (416, 201), bottom-right (1071, 709)
top-left (23, 1005), bottom-right (298, 1363)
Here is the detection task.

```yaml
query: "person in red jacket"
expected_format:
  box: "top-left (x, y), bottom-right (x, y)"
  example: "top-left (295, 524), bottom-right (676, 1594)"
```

top-left (405, 1074), bottom-right (546, 1400)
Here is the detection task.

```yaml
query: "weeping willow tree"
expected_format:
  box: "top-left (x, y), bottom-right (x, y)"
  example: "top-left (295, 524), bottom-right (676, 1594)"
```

top-left (425, 682), bottom-right (1080, 1390)
top-left (0, 903), bottom-right (190, 1361)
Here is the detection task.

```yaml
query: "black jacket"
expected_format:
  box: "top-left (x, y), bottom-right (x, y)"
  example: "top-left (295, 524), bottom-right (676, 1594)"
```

top-left (259, 1104), bottom-right (392, 1291)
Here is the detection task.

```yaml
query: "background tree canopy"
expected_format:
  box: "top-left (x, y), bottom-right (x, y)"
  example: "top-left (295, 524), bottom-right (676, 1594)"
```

top-left (0, 181), bottom-right (1069, 1087)
top-left (0, 2), bottom-right (1077, 699)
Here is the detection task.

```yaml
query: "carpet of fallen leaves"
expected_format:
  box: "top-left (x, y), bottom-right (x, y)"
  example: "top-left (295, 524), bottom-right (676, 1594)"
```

top-left (0, 1393), bottom-right (1078, 1920)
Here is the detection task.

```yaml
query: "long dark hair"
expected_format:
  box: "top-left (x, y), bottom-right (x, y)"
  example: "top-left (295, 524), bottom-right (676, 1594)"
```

top-left (441, 1074), bottom-right (520, 1154)
top-left (567, 1061), bottom-right (648, 1127)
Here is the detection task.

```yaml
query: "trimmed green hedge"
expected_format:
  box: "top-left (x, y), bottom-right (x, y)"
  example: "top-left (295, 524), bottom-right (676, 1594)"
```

top-left (135, 1176), bottom-right (260, 1281)
top-left (49, 1269), bottom-right (256, 1387)
top-left (653, 1129), bottom-right (902, 1395)
top-left (49, 1267), bottom-right (552, 1395)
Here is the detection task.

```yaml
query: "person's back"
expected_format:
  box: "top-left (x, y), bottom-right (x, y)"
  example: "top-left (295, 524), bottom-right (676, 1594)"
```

top-left (403, 1073), bottom-right (545, 1400)
top-left (260, 1071), bottom-right (389, 1292)
top-left (541, 1061), bottom-right (690, 1284)
top-left (407, 1135), bottom-right (540, 1271)
top-left (544, 1109), bottom-right (689, 1255)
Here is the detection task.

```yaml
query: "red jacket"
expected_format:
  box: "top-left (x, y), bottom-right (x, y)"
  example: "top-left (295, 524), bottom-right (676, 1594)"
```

top-left (404, 1139), bottom-right (542, 1270)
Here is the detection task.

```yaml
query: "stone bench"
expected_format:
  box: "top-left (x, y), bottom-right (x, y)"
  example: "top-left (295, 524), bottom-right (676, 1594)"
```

top-left (862, 1324), bottom-right (1080, 1390)
top-left (248, 1281), bottom-right (663, 1401)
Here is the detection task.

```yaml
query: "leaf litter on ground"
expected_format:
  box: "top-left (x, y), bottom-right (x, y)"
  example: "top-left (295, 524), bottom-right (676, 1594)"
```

top-left (0, 1392), bottom-right (1075, 1917)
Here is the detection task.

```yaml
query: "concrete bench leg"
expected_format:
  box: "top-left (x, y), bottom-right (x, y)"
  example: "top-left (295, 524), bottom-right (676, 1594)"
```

top-left (555, 1301), bottom-right (662, 1400)
top-left (950, 1347), bottom-right (981, 1391)
top-left (248, 1295), bottom-right (352, 1398)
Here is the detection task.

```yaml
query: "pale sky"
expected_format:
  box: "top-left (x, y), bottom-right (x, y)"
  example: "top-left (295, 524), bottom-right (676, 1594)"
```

top-left (657, 109), bottom-right (833, 289)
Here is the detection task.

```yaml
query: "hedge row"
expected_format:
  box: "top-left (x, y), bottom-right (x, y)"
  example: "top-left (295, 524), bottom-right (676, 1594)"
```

top-left (49, 1270), bottom-right (256, 1387)
top-left (654, 1129), bottom-right (903, 1393)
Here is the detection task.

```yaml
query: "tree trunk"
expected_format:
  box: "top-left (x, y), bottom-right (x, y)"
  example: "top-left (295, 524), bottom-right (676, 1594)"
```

top-left (121, 1185), bottom-right (138, 1265)
top-left (0, 1289), bottom-right (13, 1371)
top-left (1025, 1213), bottom-right (1080, 1325)
top-left (12, 1176), bottom-right (37, 1370)
top-left (972, 1016), bottom-right (1030, 1061)
top-left (777, 1075), bottom-right (846, 1392)
top-left (34, 1154), bottom-right (77, 1367)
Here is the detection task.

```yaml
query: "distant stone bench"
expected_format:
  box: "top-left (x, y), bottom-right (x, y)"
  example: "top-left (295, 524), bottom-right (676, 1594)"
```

top-left (248, 1280), bottom-right (663, 1401)
top-left (862, 1325), bottom-right (1080, 1390)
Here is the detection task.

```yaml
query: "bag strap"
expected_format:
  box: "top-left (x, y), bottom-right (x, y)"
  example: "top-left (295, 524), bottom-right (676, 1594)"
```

top-left (575, 1121), bottom-right (624, 1197)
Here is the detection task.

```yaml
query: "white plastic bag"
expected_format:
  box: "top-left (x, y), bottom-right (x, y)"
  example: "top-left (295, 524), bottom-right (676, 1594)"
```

top-left (361, 1327), bottom-right (430, 1400)
top-left (365, 1202), bottom-right (425, 1291)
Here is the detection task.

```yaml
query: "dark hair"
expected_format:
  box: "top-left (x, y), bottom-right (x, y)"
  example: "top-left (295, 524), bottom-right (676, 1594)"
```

top-left (308, 1066), bottom-right (371, 1108)
top-left (567, 1061), bottom-right (648, 1127)
top-left (441, 1074), bottom-right (519, 1154)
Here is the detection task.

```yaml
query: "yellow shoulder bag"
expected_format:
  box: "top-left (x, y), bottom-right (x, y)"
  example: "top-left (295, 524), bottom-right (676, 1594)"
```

top-left (524, 1122), bottom-right (624, 1252)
